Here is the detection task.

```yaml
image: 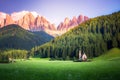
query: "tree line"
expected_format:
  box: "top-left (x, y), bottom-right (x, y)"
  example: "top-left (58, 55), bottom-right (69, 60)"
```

top-left (0, 49), bottom-right (28, 63)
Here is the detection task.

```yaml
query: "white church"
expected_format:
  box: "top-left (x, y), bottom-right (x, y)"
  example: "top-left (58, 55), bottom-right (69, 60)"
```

top-left (79, 50), bottom-right (87, 61)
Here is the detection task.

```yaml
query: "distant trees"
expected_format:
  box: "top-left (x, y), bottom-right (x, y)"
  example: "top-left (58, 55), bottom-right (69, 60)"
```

top-left (0, 49), bottom-right (28, 63)
top-left (31, 11), bottom-right (120, 60)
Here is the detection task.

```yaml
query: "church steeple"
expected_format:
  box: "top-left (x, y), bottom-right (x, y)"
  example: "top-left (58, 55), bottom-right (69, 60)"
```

top-left (79, 50), bottom-right (82, 60)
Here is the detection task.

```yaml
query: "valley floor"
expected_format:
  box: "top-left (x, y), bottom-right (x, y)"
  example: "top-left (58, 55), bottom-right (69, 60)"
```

top-left (0, 58), bottom-right (120, 80)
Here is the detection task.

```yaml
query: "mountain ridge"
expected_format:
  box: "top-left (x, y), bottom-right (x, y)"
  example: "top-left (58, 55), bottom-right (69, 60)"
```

top-left (0, 11), bottom-right (89, 36)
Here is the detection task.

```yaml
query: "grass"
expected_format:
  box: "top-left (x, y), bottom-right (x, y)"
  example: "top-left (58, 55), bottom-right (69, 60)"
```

top-left (94, 48), bottom-right (120, 61)
top-left (0, 48), bottom-right (120, 80)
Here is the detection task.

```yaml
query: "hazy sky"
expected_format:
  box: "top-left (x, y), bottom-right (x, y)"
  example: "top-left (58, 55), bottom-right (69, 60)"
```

top-left (0, 0), bottom-right (120, 26)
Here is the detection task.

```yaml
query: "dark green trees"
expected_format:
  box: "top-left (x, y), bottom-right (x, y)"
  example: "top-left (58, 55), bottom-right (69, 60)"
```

top-left (0, 49), bottom-right (28, 63)
top-left (0, 24), bottom-right (53, 50)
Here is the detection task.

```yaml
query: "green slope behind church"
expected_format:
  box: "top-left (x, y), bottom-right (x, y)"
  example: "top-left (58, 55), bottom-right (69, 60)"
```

top-left (0, 24), bottom-right (53, 50)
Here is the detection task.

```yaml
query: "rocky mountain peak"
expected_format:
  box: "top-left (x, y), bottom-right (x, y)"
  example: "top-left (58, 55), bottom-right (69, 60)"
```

top-left (64, 17), bottom-right (70, 24)
top-left (5, 14), bottom-right (14, 26)
top-left (57, 14), bottom-right (89, 33)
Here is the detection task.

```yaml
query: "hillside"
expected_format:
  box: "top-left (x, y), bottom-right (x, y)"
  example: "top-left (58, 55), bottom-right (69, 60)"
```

top-left (0, 24), bottom-right (53, 50)
top-left (31, 11), bottom-right (120, 59)
top-left (94, 48), bottom-right (120, 61)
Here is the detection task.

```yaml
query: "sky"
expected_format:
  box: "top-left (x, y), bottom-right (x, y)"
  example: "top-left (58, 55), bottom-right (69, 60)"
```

top-left (0, 0), bottom-right (120, 26)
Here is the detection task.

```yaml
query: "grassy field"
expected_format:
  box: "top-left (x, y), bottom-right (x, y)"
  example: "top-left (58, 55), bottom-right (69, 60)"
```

top-left (0, 48), bottom-right (120, 80)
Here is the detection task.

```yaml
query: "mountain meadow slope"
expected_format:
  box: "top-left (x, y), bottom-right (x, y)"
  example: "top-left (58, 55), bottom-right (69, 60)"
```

top-left (31, 11), bottom-right (120, 59)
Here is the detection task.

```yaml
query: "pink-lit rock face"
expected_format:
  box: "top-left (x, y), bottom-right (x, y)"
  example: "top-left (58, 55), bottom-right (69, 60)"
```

top-left (64, 17), bottom-right (70, 25)
top-left (77, 15), bottom-right (84, 24)
top-left (5, 14), bottom-right (14, 26)
top-left (71, 16), bottom-right (78, 26)
top-left (0, 12), bottom-right (6, 19)
top-left (0, 12), bottom-right (7, 27)
top-left (0, 11), bottom-right (89, 37)
top-left (11, 11), bottom-right (29, 21)
top-left (30, 15), bottom-right (56, 31)
top-left (0, 11), bottom-right (56, 36)
top-left (57, 15), bottom-right (89, 31)
top-left (0, 19), bottom-right (5, 28)
top-left (84, 16), bottom-right (89, 21)
top-left (18, 12), bottom-right (36, 30)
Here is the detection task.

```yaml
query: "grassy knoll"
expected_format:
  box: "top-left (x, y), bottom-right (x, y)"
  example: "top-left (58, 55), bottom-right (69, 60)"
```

top-left (94, 48), bottom-right (120, 61)
top-left (0, 48), bottom-right (120, 80)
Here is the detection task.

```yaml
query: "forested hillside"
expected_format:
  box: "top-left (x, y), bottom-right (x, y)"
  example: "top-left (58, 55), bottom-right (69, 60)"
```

top-left (31, 11), bottom-right (120, 59)
top-left (0, 24), bottom-right (53, 50)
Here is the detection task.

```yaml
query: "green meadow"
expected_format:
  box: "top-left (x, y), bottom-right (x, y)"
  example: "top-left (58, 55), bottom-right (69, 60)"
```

top-left (0, 48), bottom-right (120, 80)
